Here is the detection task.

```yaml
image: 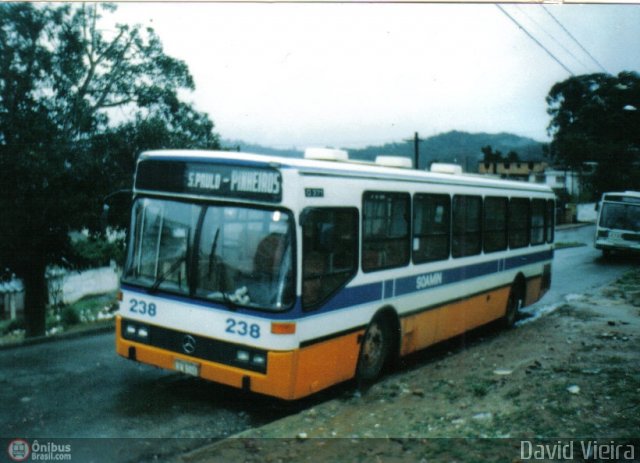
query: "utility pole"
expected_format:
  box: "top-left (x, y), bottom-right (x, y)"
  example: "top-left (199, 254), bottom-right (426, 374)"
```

top-left (404, 132), bottom-right (424, 170)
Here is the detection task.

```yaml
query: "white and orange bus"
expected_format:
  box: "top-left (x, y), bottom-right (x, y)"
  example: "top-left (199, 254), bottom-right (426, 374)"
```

top-left (116, 149), bottom-right (555, 400)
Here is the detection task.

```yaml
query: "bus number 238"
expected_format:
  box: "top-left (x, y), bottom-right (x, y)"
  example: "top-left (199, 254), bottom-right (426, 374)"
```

top-left (226, 318), bottom-right (261, 339)
top-left (129, 298), bottom-right (157, 317)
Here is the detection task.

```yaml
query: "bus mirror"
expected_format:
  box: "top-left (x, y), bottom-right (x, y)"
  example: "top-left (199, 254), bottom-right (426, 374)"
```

top-left (595, 203), bottom-right (599, 212)
top-left (101, 189), bottom-right (132, 233)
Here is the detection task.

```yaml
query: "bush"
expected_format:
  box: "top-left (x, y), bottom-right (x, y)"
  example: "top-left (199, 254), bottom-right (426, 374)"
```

top-left (0, 318), bottom-right (25, 335)
top-left (60, 306), bottom-right (81, 327)
top-left (70, 234), bottom-right (126, 269)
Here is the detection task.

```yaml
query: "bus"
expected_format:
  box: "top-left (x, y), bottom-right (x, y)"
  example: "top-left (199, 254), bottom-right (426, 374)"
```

top-left (595, 191), bottom-right (640, 257)
top-left (116, 149), bottom-right (555, 400)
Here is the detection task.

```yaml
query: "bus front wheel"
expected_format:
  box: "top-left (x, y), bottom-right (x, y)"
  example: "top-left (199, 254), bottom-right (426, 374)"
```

top-left (356, 315), bottom-right (392, 384)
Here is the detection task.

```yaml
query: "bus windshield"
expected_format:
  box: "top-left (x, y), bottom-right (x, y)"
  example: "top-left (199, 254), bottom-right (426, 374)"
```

top-left (599, 202), bottom-right (640, 232)
top-left (123, 197), bottom-right (295, 311)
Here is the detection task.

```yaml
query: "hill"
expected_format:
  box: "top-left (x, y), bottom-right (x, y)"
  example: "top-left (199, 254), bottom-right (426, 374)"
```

top-left (221, 140), bottom-right (302, 159)
top-left (348, 131), bottom-right (546, 171)
top-left (222, 131), bottom-right (546, 172)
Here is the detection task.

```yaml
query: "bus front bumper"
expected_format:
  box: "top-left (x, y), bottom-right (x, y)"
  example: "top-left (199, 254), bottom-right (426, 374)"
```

top-left (115, 316), bottom-right (301, 400)
top-left (115, 316), bottom-right (361, 400)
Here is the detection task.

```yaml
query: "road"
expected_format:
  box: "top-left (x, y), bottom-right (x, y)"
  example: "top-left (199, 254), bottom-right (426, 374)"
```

top-left (542, 224), bottom-right (634, 305)
top-left (0, 225), bottom-right (635, 461)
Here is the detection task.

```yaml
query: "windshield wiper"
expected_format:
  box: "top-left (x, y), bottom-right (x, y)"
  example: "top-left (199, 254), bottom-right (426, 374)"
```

top-left (149, 253), bottom-right (187, 293)
top-left (208, 228), bottom-right (220, 278)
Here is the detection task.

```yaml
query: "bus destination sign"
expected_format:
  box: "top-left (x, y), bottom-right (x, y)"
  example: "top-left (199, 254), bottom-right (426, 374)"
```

top-left (135, 159), bottom-right (282, 202)
top-left (185, 164), bottom-right (282, 201)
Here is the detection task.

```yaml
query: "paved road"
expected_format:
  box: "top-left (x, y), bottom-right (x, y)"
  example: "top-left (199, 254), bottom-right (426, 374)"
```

top-left (0, 331), bottom-right (315, 460)
top-left (545, 224), bottom-right (634, 305)
top-left (0, 223), bottom-right (635, 461)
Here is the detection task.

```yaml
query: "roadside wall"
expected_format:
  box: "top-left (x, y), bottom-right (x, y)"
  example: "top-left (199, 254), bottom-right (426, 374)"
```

top-left (576, 202), bottom-right (597, 223)
top-left (48, 265), bottom-right (120, 306)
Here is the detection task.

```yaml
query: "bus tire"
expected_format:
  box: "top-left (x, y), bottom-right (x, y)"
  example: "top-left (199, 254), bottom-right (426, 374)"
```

top-left (356, 314), bottom-right (393, 385)
top-left (503, 280), bottom-right (525, 328)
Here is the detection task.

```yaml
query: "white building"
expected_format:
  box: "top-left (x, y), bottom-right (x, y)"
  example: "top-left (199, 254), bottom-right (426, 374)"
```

top-left (529, 169), bottom-right (583, 197)
top-left (0, 278), bottom-right (24, 321)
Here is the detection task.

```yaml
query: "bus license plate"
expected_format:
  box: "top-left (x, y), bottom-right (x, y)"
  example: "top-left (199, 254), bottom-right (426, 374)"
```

top-left (174, 358), bottom-right (200, 377)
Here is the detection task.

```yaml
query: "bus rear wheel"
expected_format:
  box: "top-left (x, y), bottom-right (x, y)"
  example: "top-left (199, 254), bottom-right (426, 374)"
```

top-left (503, 283), bottom-right (524, 328)
top-left (356, 315), bottom-right (392, 384)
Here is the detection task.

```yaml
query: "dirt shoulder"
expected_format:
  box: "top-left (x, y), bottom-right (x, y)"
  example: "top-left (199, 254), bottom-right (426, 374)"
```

top-left (179, 268), bottom-right (640, 462)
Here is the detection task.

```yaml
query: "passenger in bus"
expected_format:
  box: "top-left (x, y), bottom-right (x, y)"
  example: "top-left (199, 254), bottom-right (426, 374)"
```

top-left (251, 232), bottom-right (291, 305)
top-left (253, 233), bottom-right (286, 279)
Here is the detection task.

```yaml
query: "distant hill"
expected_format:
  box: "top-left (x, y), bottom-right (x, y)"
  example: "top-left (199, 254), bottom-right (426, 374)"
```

top-left (349, 131), bottom-right (546, 171)
top-left (221, 140), bottom-right (303, 159)
top-left (222, 131), bottom-right (546, 172)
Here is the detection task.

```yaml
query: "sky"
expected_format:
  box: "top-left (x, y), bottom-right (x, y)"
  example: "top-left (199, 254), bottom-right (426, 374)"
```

top-left (106, 3), bottom-right (640, 150)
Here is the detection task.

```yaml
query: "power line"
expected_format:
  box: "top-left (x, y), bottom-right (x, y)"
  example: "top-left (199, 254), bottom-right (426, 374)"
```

top-left (515, 5), bottom-right (592, 73)
top-left (496, 4), bottom-right (575, 76)
top-left (541, 5), bottom-right (609, 74)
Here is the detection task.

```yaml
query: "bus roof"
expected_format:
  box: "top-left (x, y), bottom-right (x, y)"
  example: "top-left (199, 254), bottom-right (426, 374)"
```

top-left (138, 149), bottom-right (555, 195)
top-left (603, 191), bottom-right (640, 199)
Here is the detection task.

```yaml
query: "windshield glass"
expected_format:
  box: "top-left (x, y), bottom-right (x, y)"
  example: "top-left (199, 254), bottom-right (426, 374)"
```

top-left (600, 202), bottom-right (640, 232)
top-left (123, 198), bottom-right (295, 311)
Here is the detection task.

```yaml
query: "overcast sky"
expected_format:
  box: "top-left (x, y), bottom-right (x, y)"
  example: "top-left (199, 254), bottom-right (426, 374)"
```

top-left (107, 3), bottom-right (640, 150)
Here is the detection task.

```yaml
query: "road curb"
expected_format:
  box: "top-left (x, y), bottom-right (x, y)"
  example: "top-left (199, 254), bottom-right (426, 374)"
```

top-left (0, 322), bottom-right (114, 351)
top-left (555, 222), bottom-right (594, 231)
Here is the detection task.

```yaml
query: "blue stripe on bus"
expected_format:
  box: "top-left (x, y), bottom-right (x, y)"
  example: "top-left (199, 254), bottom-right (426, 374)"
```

top-left (121, 248), bottom-right (552, 320)
top-left (384, 280), bottom-right (394, 299)
top-left (321, 281), bottom-right (383, 312)
top-left (396, 259), bottom-right (499, 296)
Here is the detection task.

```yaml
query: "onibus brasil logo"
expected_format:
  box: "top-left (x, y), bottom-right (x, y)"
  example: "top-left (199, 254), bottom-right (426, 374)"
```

top-left (7, 439), bottom-right (72, 461)
top-left (7, 439), bottom-right (30, 462)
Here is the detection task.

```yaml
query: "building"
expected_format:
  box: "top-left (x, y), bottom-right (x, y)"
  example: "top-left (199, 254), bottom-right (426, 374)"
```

top-left (529, 168), bottom-right (583, 197)
top-left (0, 277), bottom-right (24, 321)
top-left (478, 160), bottom-right (595, 200)
top-left (478, 160), bottom-right (548, 181)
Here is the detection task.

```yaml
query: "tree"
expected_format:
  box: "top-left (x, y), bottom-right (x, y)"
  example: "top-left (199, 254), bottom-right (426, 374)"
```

top-left (481, 145), bottom-right (503, 174)
top-left (506, 150), bottom-right (520, 163)
top-left (546, 72), bottom-right (640, 197)
top-left (0, 3), bottom-right (220, 337)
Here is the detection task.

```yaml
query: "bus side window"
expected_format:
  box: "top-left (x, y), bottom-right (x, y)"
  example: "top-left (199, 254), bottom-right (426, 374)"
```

top-left (531, 199), bottom-right (546, 245)
top-left (362, 192), bottom-right (410, 271)
top-left (483, 196), bottom-right (508, 253)
top-left (413, 193), bottom-right (450, 263)
top-left (452, 195), bottom-right (482, 258)
top-left (302, 208), bottom-right (358, 310)
top-left (508, 198), bottom-right (530, 249)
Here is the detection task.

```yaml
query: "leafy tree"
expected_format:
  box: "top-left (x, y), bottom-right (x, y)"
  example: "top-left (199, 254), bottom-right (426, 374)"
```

top-left (481, 145), bottom-right (503, 173)
top-left (546, 72), bottom-right (640, 198)
top-left (0, 3), bottom-right (219, 337)
top-left (506, 150), bottom-right (520, 163)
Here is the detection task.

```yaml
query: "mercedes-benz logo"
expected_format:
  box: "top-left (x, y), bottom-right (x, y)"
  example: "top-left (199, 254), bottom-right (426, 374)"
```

top-left (182, 334), bottom-right (197, 354)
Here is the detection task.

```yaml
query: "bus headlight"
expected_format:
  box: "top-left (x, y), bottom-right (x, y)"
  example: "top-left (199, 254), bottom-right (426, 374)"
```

top-left (236, 350), bottom-right (250, 362)
top-left (597, 230), bottom-right (609, 238)
top-left (252, 354), bottom-right (266, 366)
top-left (123, 321), bottom-right (150, 343)
top-left (236, 350), bottom-right (267, 368)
